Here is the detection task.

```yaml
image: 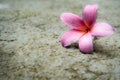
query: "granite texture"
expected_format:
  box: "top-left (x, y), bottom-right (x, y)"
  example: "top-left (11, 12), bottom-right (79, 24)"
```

top-left (0, 0), bottom-right (120, 80)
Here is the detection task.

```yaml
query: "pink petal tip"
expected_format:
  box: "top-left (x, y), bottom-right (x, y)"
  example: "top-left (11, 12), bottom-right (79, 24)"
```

top-left (79, 33), bottom-right (93, 54)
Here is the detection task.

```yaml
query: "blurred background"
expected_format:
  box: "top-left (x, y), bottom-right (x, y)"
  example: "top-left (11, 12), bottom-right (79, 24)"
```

top-left (0, 0), bottom-right (120, 80)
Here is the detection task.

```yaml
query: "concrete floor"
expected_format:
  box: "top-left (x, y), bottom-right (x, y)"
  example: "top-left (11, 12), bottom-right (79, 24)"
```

top-left (0, 0), bottom-right (120, 80)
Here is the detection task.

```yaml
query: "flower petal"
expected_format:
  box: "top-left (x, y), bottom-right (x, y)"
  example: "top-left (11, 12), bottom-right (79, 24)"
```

top-left (60, 13), bottom-right (87, 30)
top-left (91, 22), bottom-right (115, 37)
top-left (79, 33), bottom-right (93, 53)
top-left (61, 29), bottom-right (84, 47)
top-left (82, 4), bottom-right (98, 27)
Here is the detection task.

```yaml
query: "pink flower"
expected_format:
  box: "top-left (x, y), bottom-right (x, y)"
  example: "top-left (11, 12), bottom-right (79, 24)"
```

top-left (60, 4), bottom-right (115, 54)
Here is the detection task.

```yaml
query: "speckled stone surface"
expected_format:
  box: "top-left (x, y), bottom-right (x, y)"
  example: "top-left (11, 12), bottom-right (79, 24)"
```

top-left (0, 0), bottom-right (120, 80)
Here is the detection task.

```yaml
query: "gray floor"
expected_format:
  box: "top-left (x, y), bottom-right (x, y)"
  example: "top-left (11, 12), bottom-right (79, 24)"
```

top-left (0, 0), bottom-right (120, 80)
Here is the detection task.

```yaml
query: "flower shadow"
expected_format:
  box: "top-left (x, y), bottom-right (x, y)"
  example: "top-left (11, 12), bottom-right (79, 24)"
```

top-left (65, 43), bottom-right (79, 49)
top-left (94, 42), bottom-right (119, 59)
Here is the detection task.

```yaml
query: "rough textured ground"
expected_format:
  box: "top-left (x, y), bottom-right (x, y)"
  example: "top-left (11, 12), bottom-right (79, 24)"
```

top-left (0, 0), bottom-right (120, 80)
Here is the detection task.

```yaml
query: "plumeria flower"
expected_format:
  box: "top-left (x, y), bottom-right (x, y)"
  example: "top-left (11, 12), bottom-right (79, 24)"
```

top-left (60, 4), bottom-right (115, 54)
